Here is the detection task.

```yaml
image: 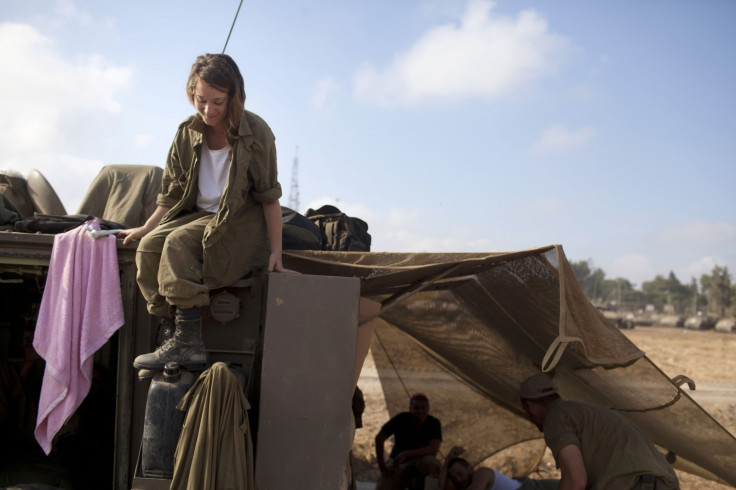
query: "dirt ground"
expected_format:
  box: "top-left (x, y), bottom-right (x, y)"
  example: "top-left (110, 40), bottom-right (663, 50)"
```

top-left (351, 325), bottom-right (736, 489)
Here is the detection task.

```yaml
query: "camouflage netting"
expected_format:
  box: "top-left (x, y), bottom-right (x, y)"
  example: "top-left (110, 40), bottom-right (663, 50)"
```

top-left (283, 246), bottom-right (736, 486)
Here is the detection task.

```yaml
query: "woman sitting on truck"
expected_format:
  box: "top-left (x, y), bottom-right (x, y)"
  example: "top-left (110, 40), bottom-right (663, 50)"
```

top-left (119, 53), bottom-right (292, 371)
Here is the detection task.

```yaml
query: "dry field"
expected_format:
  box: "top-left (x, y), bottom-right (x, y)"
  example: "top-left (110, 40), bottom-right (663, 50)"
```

top-left (352, 326), bottom-right (736, 489)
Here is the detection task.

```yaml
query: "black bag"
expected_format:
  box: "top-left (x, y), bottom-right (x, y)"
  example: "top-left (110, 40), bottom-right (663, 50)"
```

top-left (13, 214), bottom-right (126, 234)
top-left (281, 206), bottom-right (322, 250)
top-left (305, 205), bottom-right (371, 252)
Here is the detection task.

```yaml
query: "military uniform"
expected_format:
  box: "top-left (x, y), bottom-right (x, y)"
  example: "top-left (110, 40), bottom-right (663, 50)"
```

top-left (544, 399), bottom-right (679, 490)
top-left (136, 111), bottom-right (281, 316)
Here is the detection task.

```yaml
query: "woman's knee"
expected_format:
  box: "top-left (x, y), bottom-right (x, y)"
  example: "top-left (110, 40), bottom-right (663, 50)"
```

top-left (161, 229), bottom-right (204, 264)
top-left (137, 227), bottom-right (168, 254)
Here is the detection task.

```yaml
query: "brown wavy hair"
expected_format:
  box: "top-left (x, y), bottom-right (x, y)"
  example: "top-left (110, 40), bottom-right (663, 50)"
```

top-left (186, 54), bottom-right (245, 142)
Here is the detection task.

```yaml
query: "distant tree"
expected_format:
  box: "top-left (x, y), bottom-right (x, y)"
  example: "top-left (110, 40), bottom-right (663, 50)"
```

top-left (700, 266), bottom-right (732, 317)
top-left (570, 260), bottom-right (605, 301)
top-left (688, 277), bottom-right (703, 315)
top-left (642, 275), bottom-right (666, 309)
top-left (599, 278), bottom-right (643, 310)
top-left (641, 271), bottom-right (691, 314)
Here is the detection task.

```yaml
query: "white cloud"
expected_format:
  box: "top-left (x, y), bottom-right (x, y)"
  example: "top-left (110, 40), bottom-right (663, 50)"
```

top-left (135, 134), bottom-right (154, 148)
top-left (0, 21), bottom-right (133, 212)
top-left (607, 253), bottom-right (658, 287)
top-left (353, 0), bottom-right (570, 106)
top-left (55, 0), bottom-right (92, 25)
top-left (0, 22), bottom-right (132, 154)
top-left (531, 125), bottom-right (595, 153)
top-left (678, 255), bottom-right (726, 284)
top-left (604, 221), bottom-right (736, 287)
top-left (649, 220), bottom-right (736, 248)
top-left (310, 77), bottom-right (340, 110)
top-left (645, 220), bottom-right (736, 282)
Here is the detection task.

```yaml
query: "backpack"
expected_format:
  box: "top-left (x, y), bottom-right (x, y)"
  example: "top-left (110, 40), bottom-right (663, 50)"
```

top-left (305, 205), bottom-right (371, 252)
top-left (281, 206), bottom-right (322, 250)
top-left (0, 172), bottom-right (34, 217)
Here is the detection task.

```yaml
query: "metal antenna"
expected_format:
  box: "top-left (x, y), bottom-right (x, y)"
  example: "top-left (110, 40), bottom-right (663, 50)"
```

top-left (287, 146), bottom-right (300, 211)
top-left (223, 0), bottom-right (244, 53)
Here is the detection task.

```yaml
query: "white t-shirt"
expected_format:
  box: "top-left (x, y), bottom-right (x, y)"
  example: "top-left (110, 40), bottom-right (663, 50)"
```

top-left (196, 139), bottom-right (230, 213)
top-left (490, 470), bottom-right (522, 490)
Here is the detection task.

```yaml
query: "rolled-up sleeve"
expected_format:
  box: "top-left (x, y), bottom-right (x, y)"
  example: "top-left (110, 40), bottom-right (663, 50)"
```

top-left (252, 182), bottom-right (282, 203)
top-left (248, 130), bottom-right (282, 203)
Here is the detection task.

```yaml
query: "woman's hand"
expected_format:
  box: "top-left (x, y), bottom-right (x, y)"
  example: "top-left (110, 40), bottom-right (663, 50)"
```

top-left (267, 252), bottom-right (298, 274)
top-left (447, 446), bottom-right (465, 460)
top-left (118, 205), bottom-right (170, 245)
top-left (118, 226), bottom-right (150, 245)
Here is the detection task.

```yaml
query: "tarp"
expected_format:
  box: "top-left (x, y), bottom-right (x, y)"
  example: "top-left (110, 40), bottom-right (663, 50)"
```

top-left (77, 164), bottom-right (163, 229)
top-left (284, 246), bottom-right (736, 486)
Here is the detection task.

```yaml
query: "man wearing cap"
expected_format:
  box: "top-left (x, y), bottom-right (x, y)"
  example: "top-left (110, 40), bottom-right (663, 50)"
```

top-left (519, 374), bottom-right (680, 490)
top-left (375, 393), bottom-right (442, 490)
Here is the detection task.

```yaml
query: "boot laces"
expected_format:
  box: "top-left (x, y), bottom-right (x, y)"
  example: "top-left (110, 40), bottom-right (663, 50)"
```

top-left (155, 318), bottom-right (175, 348)
top-left (158, 337), bottom-right (177, 353)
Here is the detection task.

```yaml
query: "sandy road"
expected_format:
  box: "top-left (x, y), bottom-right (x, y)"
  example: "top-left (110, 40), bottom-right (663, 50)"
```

top-left (688, 383), bottom-right (736, 404)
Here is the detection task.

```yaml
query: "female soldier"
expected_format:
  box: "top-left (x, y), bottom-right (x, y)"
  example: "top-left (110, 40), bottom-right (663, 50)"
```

top-left (119, 53), bottom-right (291, 370)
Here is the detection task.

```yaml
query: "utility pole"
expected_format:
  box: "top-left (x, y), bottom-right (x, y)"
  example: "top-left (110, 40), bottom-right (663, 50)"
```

top-left (691, 278), bottom-right (698, 315)
top-left (287, 146), bottom-right (300, 211)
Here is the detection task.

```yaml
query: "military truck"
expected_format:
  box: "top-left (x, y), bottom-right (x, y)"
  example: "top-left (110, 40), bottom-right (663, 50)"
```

top-left (1, 167), bottom-right (362, 489)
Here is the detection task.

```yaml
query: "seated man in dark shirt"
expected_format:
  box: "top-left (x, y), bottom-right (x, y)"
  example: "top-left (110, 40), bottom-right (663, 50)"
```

top-left (375, 393), bottom-right (442, 490)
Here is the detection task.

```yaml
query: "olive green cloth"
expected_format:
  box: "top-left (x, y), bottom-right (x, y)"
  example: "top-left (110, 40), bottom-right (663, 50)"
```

top-left (77, 164), bottom-right (162, 228)
top-left (171, 362), bottom-right (254, 490)
top-left (136, 211), bottom-right (213, 315)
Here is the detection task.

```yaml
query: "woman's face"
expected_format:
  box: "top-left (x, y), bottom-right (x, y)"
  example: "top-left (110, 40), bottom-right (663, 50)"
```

top-left (194, 80), bottom-right (229, 131)
top-left (448, 462), bottom-right (472, 488)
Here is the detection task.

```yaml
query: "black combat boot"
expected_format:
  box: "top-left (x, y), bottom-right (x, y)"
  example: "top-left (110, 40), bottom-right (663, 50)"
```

top-left (137, 318), bottom-right (177, 379)
top-left (133, 317), bottom-right (206, 371)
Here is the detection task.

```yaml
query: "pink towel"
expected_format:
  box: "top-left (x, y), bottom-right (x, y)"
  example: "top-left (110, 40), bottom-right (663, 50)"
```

top-left (33, 219), bottom-right (124, 454)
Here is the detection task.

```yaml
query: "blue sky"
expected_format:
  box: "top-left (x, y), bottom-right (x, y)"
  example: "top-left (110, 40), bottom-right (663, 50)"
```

top-left (2, 0), bottom-right (734, 288)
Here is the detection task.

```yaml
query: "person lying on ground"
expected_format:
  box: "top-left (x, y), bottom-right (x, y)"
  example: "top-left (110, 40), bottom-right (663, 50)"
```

top-left (437, 446), bottom-right (558, 490)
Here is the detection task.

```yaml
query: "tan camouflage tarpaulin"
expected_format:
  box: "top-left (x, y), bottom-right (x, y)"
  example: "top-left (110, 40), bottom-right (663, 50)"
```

top-left (284, 246), bottom-right (736, 486)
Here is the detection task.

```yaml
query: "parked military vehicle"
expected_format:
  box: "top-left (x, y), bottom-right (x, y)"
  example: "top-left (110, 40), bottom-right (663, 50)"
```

top-left (596, 305), bottom-right (635, 329)
top-left (0, 167), bottom-right (362, 489)
top-left (684, 315), bottom-right (718, 330)
top-left (715, 318), bottom-right (736, 333)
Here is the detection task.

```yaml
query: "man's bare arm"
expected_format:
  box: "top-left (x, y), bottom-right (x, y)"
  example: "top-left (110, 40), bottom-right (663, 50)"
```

top-left (467, 467), bottom-right (494, 490)
top-left (557, 444), bottom-right (587, 490)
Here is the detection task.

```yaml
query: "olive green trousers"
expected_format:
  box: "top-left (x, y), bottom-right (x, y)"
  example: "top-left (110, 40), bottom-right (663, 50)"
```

top-left (136, 211), bottom-right (215, 317)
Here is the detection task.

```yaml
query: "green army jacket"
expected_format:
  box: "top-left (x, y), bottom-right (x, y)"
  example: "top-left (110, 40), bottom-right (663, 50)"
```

top-left (156, 110), bottom-right (282, 288)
